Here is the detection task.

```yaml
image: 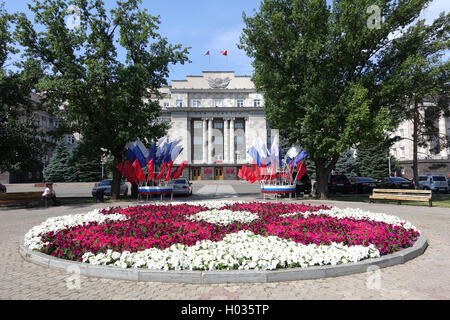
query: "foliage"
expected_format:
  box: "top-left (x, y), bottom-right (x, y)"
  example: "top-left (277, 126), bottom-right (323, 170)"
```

top-left (334, 150), bottom-right (359, 178)
top-left (14, 0), bottom-right (189, 198)
top-left (239, 0), bottom-right (447, 198)
top-left (356, 139), bottom-right (399, 180)
top-left (44, 139), bottom-right (76, 182)
top-left (70, 146), bottom-right (103, 182)
top-left (0, 2), bottom-right (43, 172)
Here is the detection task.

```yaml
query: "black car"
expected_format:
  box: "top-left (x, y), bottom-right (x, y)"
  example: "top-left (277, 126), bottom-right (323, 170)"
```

top-left (328, 174), bottom-right (352, 193)
top-left (0, 183), bottom-right (6, 193)
top-left (380, 177), bottom-right (414, 189)
top-left (350, 177), bottom-right (379, 194)
top-left (296, 174), bottom-right (312, 195)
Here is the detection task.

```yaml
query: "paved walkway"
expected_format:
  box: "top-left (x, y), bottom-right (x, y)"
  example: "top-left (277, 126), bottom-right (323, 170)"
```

top-left (0, 196), bottom-right (449, 300)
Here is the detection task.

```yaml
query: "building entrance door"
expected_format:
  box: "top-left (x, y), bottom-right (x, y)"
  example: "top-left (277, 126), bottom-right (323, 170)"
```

top-left (192, 168), bottom-right (201, 181)
top-left (215, 167), bottom-right (223, 180)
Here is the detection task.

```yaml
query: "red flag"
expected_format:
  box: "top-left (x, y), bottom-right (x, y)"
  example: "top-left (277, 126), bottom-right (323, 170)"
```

top-left (171, 161), bottom-right (188, 180)
top-left (122, 161), bottom-right (138, 184)
top-left (251, 163), bottom-right (262, 181)
top-left (204, 50), bottom-right (210, 56)
top-left (147, 159), bottom-right (154, 181)
top-left (164, 161), bottom-right (173, 181)
top-left (155, 162), bottom-right (167, 180)
top-left (116, 162), bottom-right (125, 176)
top-left (132, 159), bottom-right (146, 182)
top-left (296, 160), bottom-right (307, 181)
top-left (220, 50), bottom-right (227, 56)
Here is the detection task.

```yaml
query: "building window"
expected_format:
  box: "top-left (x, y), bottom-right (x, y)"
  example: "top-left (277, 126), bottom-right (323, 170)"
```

top-left (176, 100), bottom-right (183, 108)
top-left (214, 99), bottom-right (222, 108)
top-left (235, 122), bottom-right (244, 129)
top-left (253, 99), bottom-right (261, 107)
top-left (392, 148), bottom-right (397, 157)
top-left (193, 122), bottom-right (202, 129)
top-left (192, 100), bottom-right (201, 108)
top-left (213, 122), bottom-right (223, 129)
top-left (163, 102), bottom-right (170, 109)
top-left (400, 147), bottom-right (405, 158)
top-left (66, 135), bottom-right (75, 145)
top-left (193, 136), bottom-right (202, 145)
top-left (55, 120), bottom-right (60, 128)
top-left (237, 99), bottom-right (244, 107)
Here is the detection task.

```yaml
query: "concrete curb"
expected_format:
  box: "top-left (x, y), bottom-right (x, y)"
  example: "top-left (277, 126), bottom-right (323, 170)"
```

top-left (19, 236), bottom-right (428, 284)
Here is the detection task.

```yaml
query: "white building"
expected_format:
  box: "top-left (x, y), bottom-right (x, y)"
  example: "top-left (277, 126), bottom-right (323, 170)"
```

top-left (390, 100), bottom-right (450, 177)
top-left (158, 71), bottom-right (269, 180)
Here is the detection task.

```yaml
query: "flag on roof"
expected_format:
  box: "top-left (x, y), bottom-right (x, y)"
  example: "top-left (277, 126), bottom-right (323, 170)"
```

top-left (204, 50), bottom-right (210, 55)
top-left (220, 50), bottom-right (227, 56)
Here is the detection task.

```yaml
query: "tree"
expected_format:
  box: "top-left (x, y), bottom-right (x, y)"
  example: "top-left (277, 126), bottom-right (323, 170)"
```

top-left (69, 146), bottom-right (102, 182)
top-left (240, 0), bottom-right (447, 198)
top-left (44, 140), bottom-right (76, 182)
top-left (0, 3), bottom-right (43, 173)
top-left (334, 150), bottom-right (359, 178)
top-left (357, 139), bottom-right (399, 180)
top-left (14, 0), bottom-right (189, 199)
top-left (379, 16), bottom-right (449, 188)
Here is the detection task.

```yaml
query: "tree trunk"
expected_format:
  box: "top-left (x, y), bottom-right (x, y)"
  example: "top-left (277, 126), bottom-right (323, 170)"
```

top-left (314, 156), bottom-right (340, 199)
top-left (413, 99), bottom-right (419, 190)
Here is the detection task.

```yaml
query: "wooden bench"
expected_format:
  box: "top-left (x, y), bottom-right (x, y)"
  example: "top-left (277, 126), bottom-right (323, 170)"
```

top-left (369, 189), bottom-right (432, 207)
top-left (0, 192), bottom-right (43, 207)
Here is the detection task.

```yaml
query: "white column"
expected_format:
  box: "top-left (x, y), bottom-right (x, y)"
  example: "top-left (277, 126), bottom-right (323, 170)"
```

top-left (224, 118), bottom-right (229, 163)
top-left (202, 118), bottom-right (207, 164)
top-left (208, 118), bottom-right (214, 164)
top-left (229, 118), bottom-right (235, 164)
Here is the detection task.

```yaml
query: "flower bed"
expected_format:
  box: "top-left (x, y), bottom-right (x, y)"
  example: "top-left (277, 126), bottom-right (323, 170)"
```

top-left (24, 201), bottom-right (420, 271)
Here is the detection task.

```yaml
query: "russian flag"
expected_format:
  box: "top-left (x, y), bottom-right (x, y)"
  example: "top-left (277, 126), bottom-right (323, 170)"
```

top-left (204, 50), bottom-right (210, 56)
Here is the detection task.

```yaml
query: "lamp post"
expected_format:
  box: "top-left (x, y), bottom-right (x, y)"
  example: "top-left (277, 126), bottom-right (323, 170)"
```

top-left (387, 154), bottom-right (392, 177)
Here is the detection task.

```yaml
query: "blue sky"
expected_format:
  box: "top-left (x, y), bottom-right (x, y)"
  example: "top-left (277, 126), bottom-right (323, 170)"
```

top-left (3, 0), bottom-right (449, 83)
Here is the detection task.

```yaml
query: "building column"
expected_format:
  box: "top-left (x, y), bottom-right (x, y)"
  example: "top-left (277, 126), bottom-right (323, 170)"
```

top-left (229, 118), bottom-right (235, 164)
top-left (208, 118), bottom-right (214, 164)
top-left (245, 117), bottom-right (250, 163)
top-left (202, 118), bottom-right (208, 164)
top-left (224, 118), bottom-right (229, 163)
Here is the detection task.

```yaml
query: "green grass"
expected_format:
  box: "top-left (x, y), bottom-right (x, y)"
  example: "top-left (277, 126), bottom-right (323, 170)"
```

top-left (297, 193), bottom-right (450, 208)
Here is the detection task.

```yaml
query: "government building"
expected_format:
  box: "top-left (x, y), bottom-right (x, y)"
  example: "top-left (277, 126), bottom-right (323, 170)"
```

top-left (158, 71), bottom-right (270, 181)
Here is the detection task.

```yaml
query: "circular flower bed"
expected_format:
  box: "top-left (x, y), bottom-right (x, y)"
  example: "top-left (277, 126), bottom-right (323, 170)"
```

top-left (24, 201), bottom-right (420, 271)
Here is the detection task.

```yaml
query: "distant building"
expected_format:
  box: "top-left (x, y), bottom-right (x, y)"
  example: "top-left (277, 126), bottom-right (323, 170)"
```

top-left (0, 94), bottom-right (79, 184)
top-left (390, 100), bottom-right (450, 178)
top-left (158, 71), bottom-right (270, 180)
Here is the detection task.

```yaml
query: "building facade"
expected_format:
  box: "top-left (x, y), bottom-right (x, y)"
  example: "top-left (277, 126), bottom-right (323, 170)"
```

top-left (159, 71), bottom-right (269, 180)
top-left (390, 100), bottom-right (450, 178)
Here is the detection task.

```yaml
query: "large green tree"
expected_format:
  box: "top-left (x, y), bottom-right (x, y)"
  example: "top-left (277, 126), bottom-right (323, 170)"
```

top-left (0, 3), bottom-right (43, 173)
top-left (14, 0), bottom-right (189, 198)
top-left (334, 150), bottom-right (359, 178)
top-left (240, 0), bottom-right (448, 198)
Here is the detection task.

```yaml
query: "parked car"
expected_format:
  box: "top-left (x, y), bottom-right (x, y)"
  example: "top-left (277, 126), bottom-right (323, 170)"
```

top-left (418, 175), bottom-right (449, 193)
top-left (296, 173), bottom-right (312, 195)
top-left (328, 174), bottom-right (352, 193)
top-left (0, 183), bottom-right (6, 193)
top-left (380, 177), bottom-right (414, 189)
top-left (349, 177), bottom-right (380, 194)
top-left (168, 178), bottom-right (193, 196)
top-left (91, 179), bottom-right (128, 197)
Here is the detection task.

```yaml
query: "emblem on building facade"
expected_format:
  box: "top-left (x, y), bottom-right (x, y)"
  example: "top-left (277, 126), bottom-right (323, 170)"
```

top-left (207, 77), bottom-right (231, 89)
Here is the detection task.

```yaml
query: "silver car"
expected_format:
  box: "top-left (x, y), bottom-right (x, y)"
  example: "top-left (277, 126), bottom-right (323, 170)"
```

top-left (418, 175), bottom-right (449, 193)
top-left (92, 179), bottom-right (128, 197)
top-left (168, 178), bottom-right (193, 196)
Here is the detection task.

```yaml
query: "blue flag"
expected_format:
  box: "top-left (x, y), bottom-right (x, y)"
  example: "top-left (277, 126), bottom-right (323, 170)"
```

top-left (133, 145), bottom-right (147, 168)
top-left (292, 150), bottom-right (308, 167)
top-left (126, 148), bottom-right (137, 163)
top-left (148, 143), bottom-right (156, 162)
